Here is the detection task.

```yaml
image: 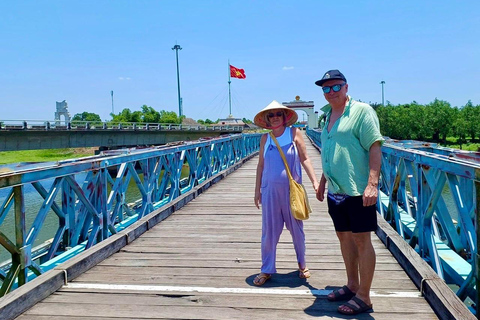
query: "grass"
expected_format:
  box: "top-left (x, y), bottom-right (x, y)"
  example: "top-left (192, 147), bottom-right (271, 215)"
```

top-left (439, 137), bottom-right (480, 151)
top-left (449, 143), bottom-right (480, 151)
top-left (0, 148), bottom-right (96, 165)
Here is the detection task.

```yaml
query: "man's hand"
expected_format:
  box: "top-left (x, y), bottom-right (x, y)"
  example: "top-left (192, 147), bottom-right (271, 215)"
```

top-left (362, 183), bottom-right (378, 207)
top-left (316, 180), bottom-right (325, 202)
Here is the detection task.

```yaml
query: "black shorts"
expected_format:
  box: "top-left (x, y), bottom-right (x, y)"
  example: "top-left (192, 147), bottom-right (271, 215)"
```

top-left (327, 195), bottom-right (377, 233)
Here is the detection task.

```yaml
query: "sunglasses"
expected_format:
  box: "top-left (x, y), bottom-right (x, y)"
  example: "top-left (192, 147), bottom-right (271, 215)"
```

top-left (322, 83), bottom-right (346, 94)
top-left (267, 111), bottom-right (284, 118)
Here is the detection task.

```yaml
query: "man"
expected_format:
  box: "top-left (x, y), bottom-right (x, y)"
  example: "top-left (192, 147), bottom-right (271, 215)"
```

top-left (315, 70), bottom-right (383, 315)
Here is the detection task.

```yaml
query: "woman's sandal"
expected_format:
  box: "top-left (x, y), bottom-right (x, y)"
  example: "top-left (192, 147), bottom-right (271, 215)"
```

top-left (337, 296), bottom-right (373, 315)
top-left (327, 285), bottom-right (355, 301)
top-left (253, 273), bottom-right (271, 286)
top-left (299, 267), bottom-right (311, 279)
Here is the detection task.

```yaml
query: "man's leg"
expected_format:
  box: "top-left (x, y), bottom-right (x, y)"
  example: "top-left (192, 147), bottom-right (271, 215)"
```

top-left (338, 231), bottom-right (375, 312)
top-left (352, 231), bottom-right (375, 304)
top-left (337, 231), bottom-right (360, 292)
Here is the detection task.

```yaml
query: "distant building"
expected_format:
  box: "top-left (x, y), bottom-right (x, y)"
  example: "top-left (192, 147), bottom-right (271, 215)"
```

top-left (182, 117), bottom-right (199, 126)
top-left (216, 115), bottom-right (253, 129)
top-left (218, 116), bottom-right (244, 126)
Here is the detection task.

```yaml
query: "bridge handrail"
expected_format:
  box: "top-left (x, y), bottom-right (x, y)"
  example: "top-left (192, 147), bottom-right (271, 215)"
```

top-left (0, 119), bottom-right (244, 132)
top-left (0, 133), bottom-right (262, 296)
top-left (306, 128), bottom-right (480, 315)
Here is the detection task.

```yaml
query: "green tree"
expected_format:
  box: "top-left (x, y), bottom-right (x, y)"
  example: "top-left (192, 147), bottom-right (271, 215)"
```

top-left (452, 107), bottom-right (468, 144)
top-left (72, 112), bottom-right (102, 126)
top-left (141, 105), bottom-right (161, 123)
top-left (111, 108), bottom-right (141, 123)
top-left (424, 99), bottom-right (453, 142)
top-left (110, 106), bottom-right (183, 124)
top-left (159, 110), bottom-right (183, 124)
top-left (461, 101), bottom-right (480, 140)
top-left (377, 104), bottom-right (412, 139)
top-left (72, 112), bottom-right (102, 122)
top-left (402, 102), bottom-right (427, 140)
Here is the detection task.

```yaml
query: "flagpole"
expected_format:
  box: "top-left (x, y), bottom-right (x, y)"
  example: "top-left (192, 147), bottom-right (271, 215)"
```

top-left (228, 60), bottom-right (232, 117)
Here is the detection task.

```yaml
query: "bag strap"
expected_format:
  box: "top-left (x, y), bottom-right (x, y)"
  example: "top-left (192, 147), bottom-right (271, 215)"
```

top-left (268, 131), bottom-right (294, 181)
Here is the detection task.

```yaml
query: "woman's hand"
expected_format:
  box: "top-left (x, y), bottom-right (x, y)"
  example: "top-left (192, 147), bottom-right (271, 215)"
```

top-left (316, 179), bottom-right (326, 202)
top-left (254, 191), bottom-right (261, 209)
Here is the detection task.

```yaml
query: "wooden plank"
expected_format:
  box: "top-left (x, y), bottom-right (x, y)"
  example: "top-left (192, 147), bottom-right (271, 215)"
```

top-left (79, 266), bottom-right (412, 281)
top-left (0, 270), bottom-right (65, 320)
top-left (69, 273), bottom-right (419, 290)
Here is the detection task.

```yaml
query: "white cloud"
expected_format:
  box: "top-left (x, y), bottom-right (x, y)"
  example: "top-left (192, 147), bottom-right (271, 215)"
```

top-left (282, 66), bottom-right (294, 70)
top-left (119, 77), bottom-right (131, 80)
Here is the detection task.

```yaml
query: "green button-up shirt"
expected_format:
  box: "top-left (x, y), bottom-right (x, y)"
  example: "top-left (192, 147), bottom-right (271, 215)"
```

top-left (320, 97), bottom-right (384, 196)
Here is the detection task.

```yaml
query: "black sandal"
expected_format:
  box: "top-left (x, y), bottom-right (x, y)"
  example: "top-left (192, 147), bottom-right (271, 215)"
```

top-left (338, 296), bottom-right (373, 315)
top-left (327, 285), bottom-right (355, 301)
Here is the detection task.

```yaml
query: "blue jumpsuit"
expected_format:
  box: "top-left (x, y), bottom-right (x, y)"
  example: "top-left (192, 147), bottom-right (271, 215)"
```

top-left (260, 128), bottom-right (306, 274)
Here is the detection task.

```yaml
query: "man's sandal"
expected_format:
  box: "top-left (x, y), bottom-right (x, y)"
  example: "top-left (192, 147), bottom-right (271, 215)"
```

top-left (299, 267), bottom-right (311, 279)
top-left (327, 285), bottom-right (355, 301)
top-left (337, 296), bottom-right (373, 315)
top-left (253, 273), bottom-right (271, 286)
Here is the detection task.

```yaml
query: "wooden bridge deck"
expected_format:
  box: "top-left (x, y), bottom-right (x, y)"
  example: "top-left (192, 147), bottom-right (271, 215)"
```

top-left (12, 136), bottom-right (443, 319)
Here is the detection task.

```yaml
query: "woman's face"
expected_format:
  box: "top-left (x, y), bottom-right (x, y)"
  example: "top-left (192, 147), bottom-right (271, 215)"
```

top-left (266, 109), bottom-right (285, 127)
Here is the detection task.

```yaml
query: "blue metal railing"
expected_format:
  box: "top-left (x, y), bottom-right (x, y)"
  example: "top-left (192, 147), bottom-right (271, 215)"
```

top-left (306, 128), bottom-right (480, 315)
top-left (0, 133), bottom-right (261, 296)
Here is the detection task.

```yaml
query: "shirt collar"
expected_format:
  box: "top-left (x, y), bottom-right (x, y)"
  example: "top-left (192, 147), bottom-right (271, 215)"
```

top-left (321, 95), bottom-right (352, 114)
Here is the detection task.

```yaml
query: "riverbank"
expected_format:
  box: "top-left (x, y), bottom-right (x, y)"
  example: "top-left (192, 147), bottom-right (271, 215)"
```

top-left (0, 147), bottom-right (97, 165)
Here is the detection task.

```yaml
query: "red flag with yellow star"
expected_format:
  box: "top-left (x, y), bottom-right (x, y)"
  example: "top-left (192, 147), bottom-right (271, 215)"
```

top-left (230, 65), bottom-right (246, 79)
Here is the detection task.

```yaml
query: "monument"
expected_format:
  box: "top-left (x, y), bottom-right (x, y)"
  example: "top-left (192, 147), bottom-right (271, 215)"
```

top-left (282, 96), bottom-right (318, 129)
top-left (55, 100), bottom-right (71, 125)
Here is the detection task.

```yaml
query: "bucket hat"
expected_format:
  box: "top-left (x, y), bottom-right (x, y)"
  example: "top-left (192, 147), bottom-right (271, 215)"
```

top-left (254, 100), bottom-right (298, 129)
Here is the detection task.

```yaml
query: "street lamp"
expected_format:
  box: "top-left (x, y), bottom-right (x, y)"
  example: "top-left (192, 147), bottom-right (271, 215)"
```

top-left (111, 90), bottom-right (114, 115)
top-left (172, 43), bottom-right (183, 117)
top-left (380, 81), bottom-right (385, 106)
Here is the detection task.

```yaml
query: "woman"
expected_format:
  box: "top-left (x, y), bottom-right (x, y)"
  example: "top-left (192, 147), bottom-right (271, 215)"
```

top-left (253, 100), bottom-right (319, 286)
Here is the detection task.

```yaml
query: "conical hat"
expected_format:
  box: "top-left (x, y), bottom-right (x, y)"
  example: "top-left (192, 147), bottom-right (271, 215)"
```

top-left (254, 100), bottom-right (298, 129)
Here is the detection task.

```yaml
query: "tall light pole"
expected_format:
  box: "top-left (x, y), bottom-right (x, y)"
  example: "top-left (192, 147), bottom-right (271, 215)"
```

top-left (111, 90), bottom-right (114, 115)
top-left (380, 80), bottom-right (385, 106)
top-left (172, 43), bottom-right (183, 117)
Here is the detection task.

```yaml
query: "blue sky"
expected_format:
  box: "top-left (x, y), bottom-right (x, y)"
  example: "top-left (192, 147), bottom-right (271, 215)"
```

top-left (1, 1), bottom-right (479, 123)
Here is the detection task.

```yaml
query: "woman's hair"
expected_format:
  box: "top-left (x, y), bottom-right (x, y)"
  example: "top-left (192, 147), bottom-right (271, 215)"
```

top-left (265, 110), bottom-right (285, 127)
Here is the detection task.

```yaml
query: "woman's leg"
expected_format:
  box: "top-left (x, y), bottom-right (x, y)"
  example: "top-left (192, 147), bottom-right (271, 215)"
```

top-left (260, 188), bottom-right (284, 274)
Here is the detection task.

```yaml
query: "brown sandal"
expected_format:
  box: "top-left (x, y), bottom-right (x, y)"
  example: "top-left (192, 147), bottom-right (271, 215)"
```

top-left (253, 273), bottom-right (271, 286)
top-left (299, 267), bottom-right (311, 279)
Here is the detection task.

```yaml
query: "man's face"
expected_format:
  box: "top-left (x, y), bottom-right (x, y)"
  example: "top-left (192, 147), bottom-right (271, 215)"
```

top-left (322, 79), bottom-right (348, 105)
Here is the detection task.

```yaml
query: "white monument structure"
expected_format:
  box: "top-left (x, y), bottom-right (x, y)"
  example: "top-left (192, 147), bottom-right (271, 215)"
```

top-left (55, 100), bottom-right (71, 125)
top-left (282, 96), bottom-right (318, 129)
